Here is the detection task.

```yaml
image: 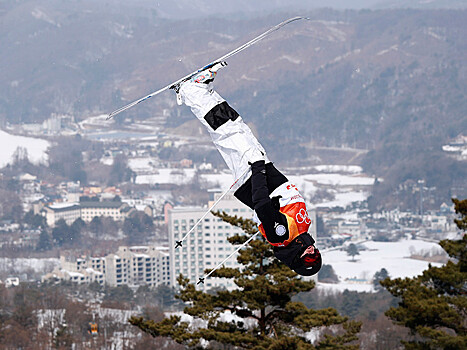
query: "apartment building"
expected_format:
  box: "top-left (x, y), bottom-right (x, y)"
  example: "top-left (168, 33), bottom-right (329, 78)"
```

top-left (168, 191), bottom-right (255, 291)
top-left (42, 255), bottom-right (105, 285)
top-left (42, 245), bottom-right (170, 288)
top-left (105, 246), bottom-right (170, 287)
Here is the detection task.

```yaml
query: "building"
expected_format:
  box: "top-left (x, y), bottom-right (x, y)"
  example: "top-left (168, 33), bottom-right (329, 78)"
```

top-left (337, 220), bottom-right (364, 240)
top-left (42, 245), bottom-right (170, 288)
top-left (169, 189), bottom-right (319, 291)
top-left (43, 202), bottom-right (81, 227)
top-left (168, 191), bottom-right (253, 291)
top-left (42, 201), bottom-right (133, 227)
top-left (42, 255), bottom-right (105, 285)
top-left (5, 277), bottom-right (20, 288)
top-left (104, 246), bottom-right (170, 287)
top-left (80, 201), bottom-right (132, 222)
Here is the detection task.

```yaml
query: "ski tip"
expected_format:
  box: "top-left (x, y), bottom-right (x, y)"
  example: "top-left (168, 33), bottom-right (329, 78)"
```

top-left (106, 114), bottom-right (113, 121)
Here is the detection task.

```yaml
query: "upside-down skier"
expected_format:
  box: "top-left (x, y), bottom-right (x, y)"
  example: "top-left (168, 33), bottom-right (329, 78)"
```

top-left (172, 62), bottom-right (322, 276)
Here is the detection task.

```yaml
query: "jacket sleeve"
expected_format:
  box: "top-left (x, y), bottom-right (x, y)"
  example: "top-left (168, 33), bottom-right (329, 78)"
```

top-left (250, 161), bottom-right (290, 244)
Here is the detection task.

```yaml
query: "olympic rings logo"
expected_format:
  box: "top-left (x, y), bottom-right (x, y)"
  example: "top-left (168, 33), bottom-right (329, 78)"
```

top-left (296, 208), bottom-right (311, 224)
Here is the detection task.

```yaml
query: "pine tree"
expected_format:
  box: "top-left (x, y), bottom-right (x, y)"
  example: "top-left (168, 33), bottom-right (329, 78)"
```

top-left (130, 212), bottom-right (361, 349)
top-left (381, 198), bottom-right (467, 349)
top-left (36, 230), bottom-right (52, 251)
top-left (373, 268), bottom-right (389, 290)
top-left (452, 198), bottom-right (467, 231)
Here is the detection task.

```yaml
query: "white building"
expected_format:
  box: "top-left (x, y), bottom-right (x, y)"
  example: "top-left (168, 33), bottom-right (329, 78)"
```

top-left (42, 201), bottom-right (133, 227)
top-left (80, 201), bottom-right (132, 223)
top-left (169, 189), bottom-right (319, 291)
top-left (42, 255), bottom-right (106, 285)
top-left (171, 190), bottom-right (295, 290)
top-left (5, 277), bottom-right (20, 288)
top-left (43, 202), bottom-right (81, 227)
top-left (105, 246), bottom-right (170, 287)
top-left (42, 246), bottom-right (170, 288)
top-left (338, 220), bottom-right (363, 239)
top-left (45, 268), bottom-right (105, 285)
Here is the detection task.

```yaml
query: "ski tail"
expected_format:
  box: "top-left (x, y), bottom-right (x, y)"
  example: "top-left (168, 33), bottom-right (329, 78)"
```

top-left (107, 16), bottom-right (309, 120)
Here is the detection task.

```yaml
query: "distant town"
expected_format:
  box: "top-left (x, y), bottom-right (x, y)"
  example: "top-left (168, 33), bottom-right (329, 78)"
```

top-left (0, 113), bottom-right (461, 293)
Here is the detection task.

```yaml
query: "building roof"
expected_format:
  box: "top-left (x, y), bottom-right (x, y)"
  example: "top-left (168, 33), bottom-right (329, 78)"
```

top-left (80, 201), bottom-right (125, 209)
top-left (46, 203), bottom-right (81, 212)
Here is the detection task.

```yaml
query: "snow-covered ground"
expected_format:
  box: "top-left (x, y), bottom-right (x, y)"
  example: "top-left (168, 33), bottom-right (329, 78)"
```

top-left (129, 158), bottom-right (374, 209)
top-left (317, 239), bottom-right (445, 293)
top-left (0, 129), bottom-right (50, 167)
top-left (313, 165), bottom-right (363, 173)
top-left (0, 257), bottom-right (60, 277)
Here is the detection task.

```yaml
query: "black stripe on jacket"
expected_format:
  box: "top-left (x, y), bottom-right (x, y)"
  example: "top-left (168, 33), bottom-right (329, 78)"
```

top-left (204, 101), bottom-right (239, 130)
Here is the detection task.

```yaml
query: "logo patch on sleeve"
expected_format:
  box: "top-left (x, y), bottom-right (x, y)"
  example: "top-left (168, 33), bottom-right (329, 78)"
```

top-left (275, 223), bottom-right (287, 236)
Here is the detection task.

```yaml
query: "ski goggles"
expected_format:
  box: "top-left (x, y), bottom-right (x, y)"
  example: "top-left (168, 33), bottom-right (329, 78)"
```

top-left (300, 245), bottom-right (321, 268)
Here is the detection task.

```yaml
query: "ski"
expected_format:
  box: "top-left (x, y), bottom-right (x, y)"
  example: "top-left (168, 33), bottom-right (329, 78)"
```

top-left (107, 16), bottom-right (309, 120)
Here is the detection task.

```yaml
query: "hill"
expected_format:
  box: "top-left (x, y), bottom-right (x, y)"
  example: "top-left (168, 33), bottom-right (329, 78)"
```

top-left (1, 1), bottom-right (466, 209)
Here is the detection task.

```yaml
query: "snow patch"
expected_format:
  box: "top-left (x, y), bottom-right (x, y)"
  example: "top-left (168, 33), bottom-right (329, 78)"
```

top-left (31, 8), bottom-right (61, 27)
top-left (0, 129), bottom-right (50, 168)
top-left (314, 191), bottom-right (369, 209)
top-left (279, 55), bottom-right (301, 64)
top-left (317, 239), bottom-right (444, 293)
top-left (376, 45), bottom-right (399, 56)
top-left (0, 257), bottom-right (60, 274)
top-left (313, 165), bottom-right (363, 173)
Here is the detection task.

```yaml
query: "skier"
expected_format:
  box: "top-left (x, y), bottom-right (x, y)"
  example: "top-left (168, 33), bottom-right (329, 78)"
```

top-left (172, 62), bottom-right (322, 276)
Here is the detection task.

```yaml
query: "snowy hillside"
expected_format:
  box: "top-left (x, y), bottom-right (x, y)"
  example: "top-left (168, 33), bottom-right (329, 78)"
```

top-left (0, 129), bottom-right (50, 168)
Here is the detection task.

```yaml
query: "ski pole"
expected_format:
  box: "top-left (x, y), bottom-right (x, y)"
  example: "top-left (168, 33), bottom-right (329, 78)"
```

top-left (174, 168), bottom-right (250, 249)
top-left (197, 231), bottom-right (260, 285)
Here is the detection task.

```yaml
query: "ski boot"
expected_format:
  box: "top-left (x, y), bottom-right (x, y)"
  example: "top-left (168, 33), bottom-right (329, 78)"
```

top-left (171, 61), bottom-right (227, 105)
